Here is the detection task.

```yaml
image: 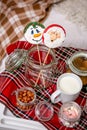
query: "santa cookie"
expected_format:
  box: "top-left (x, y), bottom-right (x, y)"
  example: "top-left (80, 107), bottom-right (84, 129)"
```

top-left (43, 24), bottom-right (66, 48)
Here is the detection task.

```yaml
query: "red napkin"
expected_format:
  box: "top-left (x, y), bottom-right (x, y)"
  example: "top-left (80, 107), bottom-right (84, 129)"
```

top-left (6, 41), bottom-right (33, 54)
top-left (0, 41), bottom-right (87, 130)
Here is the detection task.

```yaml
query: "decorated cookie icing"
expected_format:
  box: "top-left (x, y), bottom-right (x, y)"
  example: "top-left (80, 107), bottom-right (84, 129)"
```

top-left (24, 22), bottom-right (45, 44)
top-left (43, 24), bottom-right (66, 48)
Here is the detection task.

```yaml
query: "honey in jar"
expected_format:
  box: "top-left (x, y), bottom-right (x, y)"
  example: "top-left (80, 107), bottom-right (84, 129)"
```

top-left (66, 51), bottom-right (87, 85)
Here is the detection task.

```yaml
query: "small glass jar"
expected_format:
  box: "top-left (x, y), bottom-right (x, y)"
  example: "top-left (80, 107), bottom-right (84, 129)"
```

top-left (5, 49), bottom-right (27, 72)
top-left (58, 101), bottom-right (81, 127)
top-left (35, 101), bottom-right (54, 121)
top-left (16, 87), bottom-right (36, 111)
top-left (84, 99), bottom-right (87, 114)
top-left (66, 51), bottom-right (87, 85)
top-left (25, 45), bottom-right (57, 88)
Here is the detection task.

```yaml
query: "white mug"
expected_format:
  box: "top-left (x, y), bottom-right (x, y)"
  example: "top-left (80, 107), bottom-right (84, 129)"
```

top-left (50, 73), bottom-right (82, 103)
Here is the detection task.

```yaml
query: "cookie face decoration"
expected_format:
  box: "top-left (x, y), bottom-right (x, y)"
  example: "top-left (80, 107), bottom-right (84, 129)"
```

top-left (43, 24), bottom-right (66, 48)
top-left (24, 22), bottom-right (45, 44)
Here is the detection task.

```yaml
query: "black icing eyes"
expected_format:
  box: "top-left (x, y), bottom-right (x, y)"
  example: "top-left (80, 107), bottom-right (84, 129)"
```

top-left (31, 28), bottom-right (40, 35)
top-left (31, 30), bottom-right (34, 35)
top-left (36, 29), bottom-right (40, 33)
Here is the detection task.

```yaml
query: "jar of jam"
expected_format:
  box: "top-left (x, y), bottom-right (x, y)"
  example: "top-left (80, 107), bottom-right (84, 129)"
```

top-left (66, 51), bottom-right (87, 85)
top-left (25, 45), bottom-right (57, 88)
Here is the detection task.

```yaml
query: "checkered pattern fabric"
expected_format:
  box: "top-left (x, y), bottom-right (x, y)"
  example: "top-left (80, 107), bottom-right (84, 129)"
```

top-left (0, 41), bottom-right (87, 130)
top-left (0, 0), bottom-right (62, 61)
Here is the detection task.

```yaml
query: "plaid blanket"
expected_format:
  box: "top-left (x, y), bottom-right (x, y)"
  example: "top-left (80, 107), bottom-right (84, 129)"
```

top-left (0, 41), bottom-right (87, 130)
top-left (0, 0), bottom-right (62, 61)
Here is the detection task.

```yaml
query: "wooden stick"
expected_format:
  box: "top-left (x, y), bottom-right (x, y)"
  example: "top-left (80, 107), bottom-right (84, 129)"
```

top-left (36, 44), bottom-right (46, 88)
top-left (34, 48), bottom-right (51, 87)
top-left (37, 45), bottom-right (41, 65)
top-left (43, 48), bottom-right (50, 65)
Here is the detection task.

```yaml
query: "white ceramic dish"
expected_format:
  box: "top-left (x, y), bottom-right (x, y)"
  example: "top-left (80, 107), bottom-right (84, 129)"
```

top-left (0, 103), bottom-right (47, 130)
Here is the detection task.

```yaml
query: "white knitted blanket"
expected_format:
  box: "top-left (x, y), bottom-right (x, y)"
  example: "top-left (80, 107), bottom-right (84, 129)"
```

top-left (54, 0), bottom-right (87, 30)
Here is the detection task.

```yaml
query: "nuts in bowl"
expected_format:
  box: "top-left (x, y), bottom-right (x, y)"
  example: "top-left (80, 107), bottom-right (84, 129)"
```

top-left (16, 87), bottom-right (36, 111)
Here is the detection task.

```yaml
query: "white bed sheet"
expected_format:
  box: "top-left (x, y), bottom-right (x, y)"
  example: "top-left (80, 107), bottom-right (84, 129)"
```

top-left (43, 6), bottom-right (87, 49)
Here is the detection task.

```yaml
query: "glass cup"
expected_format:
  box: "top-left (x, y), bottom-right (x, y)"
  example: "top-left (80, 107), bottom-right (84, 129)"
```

top-left (84, 99), bottom-right (87, 114)
top-left (35, 101), bottom-right (54, 121)
top-left (58, 101), bottom-right (82, 127)
top-left (25, 45), bottom-right (57, 88)
top-left (16, 87), bottom-right (36, 111)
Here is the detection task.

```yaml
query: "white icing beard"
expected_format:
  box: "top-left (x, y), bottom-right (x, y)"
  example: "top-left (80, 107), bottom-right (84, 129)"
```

top-left (44, 30), bottom-right (65, 48)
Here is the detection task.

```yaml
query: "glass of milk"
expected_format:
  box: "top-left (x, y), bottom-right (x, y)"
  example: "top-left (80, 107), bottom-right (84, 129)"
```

top-left (50, 73), bottom-right (82, 103)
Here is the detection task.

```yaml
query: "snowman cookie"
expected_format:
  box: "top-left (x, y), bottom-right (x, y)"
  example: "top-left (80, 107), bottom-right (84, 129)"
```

top-left (24, 22), bottom-right (45, 44)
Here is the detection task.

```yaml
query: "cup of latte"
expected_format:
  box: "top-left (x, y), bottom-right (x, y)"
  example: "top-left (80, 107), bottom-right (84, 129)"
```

top-left (50, 73), bottom-right (82, 103)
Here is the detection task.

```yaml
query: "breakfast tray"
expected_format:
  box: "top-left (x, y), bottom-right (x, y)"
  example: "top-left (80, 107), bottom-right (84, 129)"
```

top-left (0, 102), bottom-right (47, 130)
top-left (0, 41), bottom-right (87, 130)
